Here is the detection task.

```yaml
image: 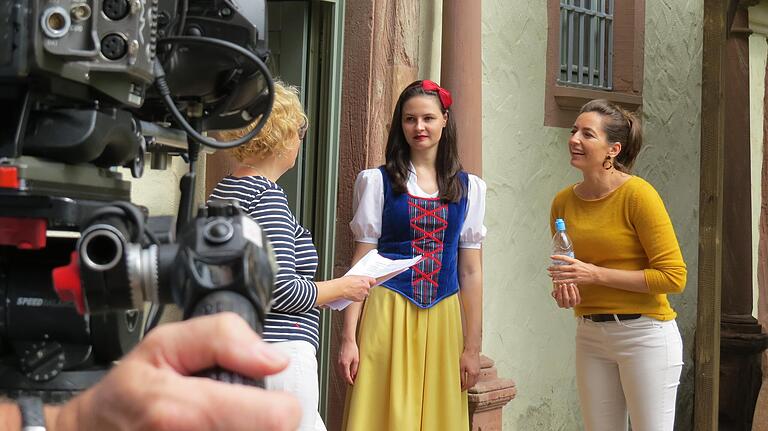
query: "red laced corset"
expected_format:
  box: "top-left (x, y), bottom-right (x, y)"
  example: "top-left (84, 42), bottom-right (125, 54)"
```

top-left (408, 196), bottom-right (448, 306)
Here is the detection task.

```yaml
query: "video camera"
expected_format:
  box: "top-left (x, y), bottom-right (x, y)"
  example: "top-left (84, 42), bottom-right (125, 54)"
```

top-left (0, 0), bottom-right (277, 400)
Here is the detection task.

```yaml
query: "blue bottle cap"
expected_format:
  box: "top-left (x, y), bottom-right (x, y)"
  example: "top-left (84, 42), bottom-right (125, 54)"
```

top-left (555, 218), bottom-right (566, 232)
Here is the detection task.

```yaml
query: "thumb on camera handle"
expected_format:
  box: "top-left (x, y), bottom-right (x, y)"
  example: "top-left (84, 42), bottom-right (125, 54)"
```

top-left (189, 290), bottom-right (264, 387)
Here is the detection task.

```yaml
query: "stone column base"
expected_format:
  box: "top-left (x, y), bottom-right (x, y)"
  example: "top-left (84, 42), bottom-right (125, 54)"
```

top-left (753, 375), bottom-right (768, 431)
top-left (720, 317), bottom-right (768, 430)
top-left (468, 355), bottom-right (517, 431)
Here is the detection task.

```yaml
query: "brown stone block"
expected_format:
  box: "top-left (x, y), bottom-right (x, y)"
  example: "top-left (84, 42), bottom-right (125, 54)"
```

top-left (468, 355), bottom-right (516, 431)
top-left (754, 376), bottom-right (768, 431)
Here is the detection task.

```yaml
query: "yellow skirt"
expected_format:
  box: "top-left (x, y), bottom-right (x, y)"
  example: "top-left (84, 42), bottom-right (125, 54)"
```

top-left (342, 287), bottom-right (468, 431)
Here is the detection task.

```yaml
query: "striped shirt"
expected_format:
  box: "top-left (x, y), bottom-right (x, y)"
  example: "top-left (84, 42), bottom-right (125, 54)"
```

top-left (209, 175), bottom-right (320, 351)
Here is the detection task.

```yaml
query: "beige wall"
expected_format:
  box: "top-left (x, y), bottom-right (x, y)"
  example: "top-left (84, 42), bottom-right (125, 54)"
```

top-left (482, 1), bottom-right (580, 428)
top-left (481, 1), bottom-right (702, 429)
top-left (121, 155), bottom-right (207, 217)
top-left (121, 154), bottom-right (206, 323)
top-left (640, 6), bottom-right (703, 427)
top-left (750, 3), bottom-right (768, 320)
top-left (419, 0), bottom-right (442, 81)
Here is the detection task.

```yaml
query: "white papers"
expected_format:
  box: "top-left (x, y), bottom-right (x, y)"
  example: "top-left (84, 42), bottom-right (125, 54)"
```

top-left (326, 250), bottom-right (422, 311)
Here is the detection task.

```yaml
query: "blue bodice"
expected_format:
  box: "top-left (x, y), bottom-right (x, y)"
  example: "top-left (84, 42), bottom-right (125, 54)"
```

top-left (377, 167), bottom-right (468, 308)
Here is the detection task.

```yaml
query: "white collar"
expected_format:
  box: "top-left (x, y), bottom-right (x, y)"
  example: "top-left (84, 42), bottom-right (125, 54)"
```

top-left (408, 162), bottom-right (418, 180)
top-left (406, 162), bottom-right (438, 198)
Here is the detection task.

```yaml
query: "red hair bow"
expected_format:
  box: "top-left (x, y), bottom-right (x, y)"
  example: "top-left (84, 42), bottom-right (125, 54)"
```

top-left (421, 80), bottom-right (453, 110)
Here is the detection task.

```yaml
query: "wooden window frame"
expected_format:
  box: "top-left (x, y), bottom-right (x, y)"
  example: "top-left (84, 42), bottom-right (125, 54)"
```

top-left (544, 0), bottom-right (645, 128)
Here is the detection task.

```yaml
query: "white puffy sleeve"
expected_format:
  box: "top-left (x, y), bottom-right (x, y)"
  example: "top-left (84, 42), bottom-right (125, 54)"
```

top-left (350, 169), bottom-right (384, 244)
top-left (460, 174), bottom-right (487, 249)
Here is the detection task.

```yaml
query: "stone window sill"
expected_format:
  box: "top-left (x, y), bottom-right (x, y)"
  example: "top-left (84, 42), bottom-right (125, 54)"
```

top-left (553, 85), bottom-right (642, 112)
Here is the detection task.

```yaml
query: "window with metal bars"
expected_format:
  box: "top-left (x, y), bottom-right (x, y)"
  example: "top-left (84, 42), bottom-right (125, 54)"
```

top-left (544, 0), bottom-right (642, 127)
top-left (558, 0), bottom-right (614, 90)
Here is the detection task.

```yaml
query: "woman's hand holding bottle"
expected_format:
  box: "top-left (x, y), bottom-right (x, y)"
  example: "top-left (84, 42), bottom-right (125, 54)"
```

top-left (551, 282), bottom-right (581, 308)
top-left (549, 218), bottom-right (581, 308)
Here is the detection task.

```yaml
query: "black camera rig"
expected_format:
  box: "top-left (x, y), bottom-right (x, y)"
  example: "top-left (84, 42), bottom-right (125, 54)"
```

top-left (0, 0), bottom-right (276, 400)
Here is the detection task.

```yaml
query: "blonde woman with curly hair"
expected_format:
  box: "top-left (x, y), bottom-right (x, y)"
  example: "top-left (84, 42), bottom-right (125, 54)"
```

top-left (209, 81), bottom-right (375, 431)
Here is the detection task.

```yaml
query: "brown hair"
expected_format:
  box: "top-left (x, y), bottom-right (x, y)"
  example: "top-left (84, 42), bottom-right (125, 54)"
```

top-left (385, 80), bottom-right (464, 202)
top-left (579, 99), bottom-right (643, 173)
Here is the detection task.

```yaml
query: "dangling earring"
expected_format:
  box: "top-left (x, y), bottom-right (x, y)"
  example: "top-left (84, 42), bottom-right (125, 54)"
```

top-left (603, 156), bottom-right (614, 170)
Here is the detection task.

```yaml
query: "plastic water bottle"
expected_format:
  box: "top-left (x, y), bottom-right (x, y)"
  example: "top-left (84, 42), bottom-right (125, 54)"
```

top-left (552, 218), bottom-right (574, 265)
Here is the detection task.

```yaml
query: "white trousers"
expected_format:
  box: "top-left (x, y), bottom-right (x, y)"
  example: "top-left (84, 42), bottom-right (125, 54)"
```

top-left (264, 341), bottom-right (327, 431)
top-left (575, 316), bottom-right (684, 431)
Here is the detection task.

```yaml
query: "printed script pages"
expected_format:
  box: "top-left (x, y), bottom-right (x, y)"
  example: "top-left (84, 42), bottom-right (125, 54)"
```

top-left (326, 249), bottom-right (422, 310)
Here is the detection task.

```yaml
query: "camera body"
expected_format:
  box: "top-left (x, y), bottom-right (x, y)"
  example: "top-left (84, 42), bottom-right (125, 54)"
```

top-left (0, 0), bottom-right (267, 106)
top-left (0, 0), bottom-right (155, 108)
top-left (0, 0), bottom-right (275, 399)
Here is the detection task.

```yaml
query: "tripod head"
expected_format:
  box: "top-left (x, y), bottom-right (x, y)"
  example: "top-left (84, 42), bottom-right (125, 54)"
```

top-left (0, 0), bottom-right (276, 400)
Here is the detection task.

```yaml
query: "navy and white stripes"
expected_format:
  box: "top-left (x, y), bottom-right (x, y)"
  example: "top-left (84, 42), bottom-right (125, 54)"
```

top-left (209, 175), bottom-right (320, 351)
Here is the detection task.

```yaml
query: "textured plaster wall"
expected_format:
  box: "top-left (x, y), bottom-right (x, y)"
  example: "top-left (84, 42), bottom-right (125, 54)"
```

top-left (640, 4), bottom-right (702, 429)
top-left (481, 1), bottom-right (702, 429)
top-left (418, 0), bottom-right (442, 81)
top-left (121, 155), bottom-right (207, 217)
top-left (482, 2), bottom-right (581, 429)
top-left (121, 155), bottom-right (206, 324)
top-left (750, 3), bottom-right (768, 319)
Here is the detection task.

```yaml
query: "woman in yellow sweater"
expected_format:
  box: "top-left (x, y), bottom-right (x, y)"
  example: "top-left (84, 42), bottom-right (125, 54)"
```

top-left (548, 99), bottom-right (686, 431)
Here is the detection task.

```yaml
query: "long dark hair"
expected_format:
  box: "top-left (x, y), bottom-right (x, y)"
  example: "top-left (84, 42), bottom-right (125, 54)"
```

top-left (384, 80), bottom-right (464, 202)
top-left (580, 99), bottom-right (643, 173)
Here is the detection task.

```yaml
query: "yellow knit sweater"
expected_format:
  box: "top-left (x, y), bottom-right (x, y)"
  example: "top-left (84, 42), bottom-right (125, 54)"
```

top-left (550, 176), bottom-right (686, 320)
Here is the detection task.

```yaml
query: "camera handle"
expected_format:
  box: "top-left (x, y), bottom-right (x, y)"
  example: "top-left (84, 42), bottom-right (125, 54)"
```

top-left (188, 290), bottom-right (264, 387)
top-left (176, 117), bottom-right (202, 234)
top-left (172, 114), bottom-right (269, 387)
